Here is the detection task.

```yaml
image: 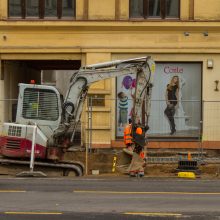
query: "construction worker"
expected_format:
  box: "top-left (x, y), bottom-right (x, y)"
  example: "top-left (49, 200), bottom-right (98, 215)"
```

top-left (127, 126), bottom-right (146, 177)
top-left (127, 124), bottom-right (150, 176)
top-left (124, 118), bottom-right (133, 151)
top-left (135, 126), bottom-right (149, 160)
top-left (134, 126), bottom-right (145, 149)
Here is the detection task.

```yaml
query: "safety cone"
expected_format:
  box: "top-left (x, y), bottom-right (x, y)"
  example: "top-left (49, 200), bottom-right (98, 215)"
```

top-left (187, 152), bottom-right (192, 161)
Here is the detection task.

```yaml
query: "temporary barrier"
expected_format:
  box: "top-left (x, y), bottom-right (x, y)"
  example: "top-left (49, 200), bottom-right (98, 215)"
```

top-left (178, 172), bottom-right (196, 179)
top-left (176, 159), bottom-right (201, 174)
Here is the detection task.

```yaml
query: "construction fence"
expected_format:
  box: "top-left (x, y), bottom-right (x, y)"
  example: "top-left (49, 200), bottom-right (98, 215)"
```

top-left (1, 98), bottom-right (220, 150)
top-left (85, 97), bottom-right (202, 142)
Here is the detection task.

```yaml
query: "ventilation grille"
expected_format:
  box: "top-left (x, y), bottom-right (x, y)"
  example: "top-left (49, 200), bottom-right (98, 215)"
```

top-left (8, 125), bottom-right (22, 137)
top-left (22, 88), bottom-right (59, 121)
top-left (6, 138), bottom-right (21, 150)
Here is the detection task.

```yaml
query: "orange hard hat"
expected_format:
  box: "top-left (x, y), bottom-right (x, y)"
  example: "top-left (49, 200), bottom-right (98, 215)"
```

top-left (136, 127), bottom-right (142, 135)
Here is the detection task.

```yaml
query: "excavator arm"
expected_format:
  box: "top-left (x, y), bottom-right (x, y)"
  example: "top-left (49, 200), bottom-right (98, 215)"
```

top-left (54, 56), bottom-right (155, 144)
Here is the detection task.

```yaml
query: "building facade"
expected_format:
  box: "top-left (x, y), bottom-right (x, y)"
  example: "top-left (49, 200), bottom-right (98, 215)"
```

top-left (1, 0), bottom-right (220, 150)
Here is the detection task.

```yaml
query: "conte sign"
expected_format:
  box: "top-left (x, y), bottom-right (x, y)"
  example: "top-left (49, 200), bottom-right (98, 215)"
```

top-left (164, 66), bottom-right (184, 74)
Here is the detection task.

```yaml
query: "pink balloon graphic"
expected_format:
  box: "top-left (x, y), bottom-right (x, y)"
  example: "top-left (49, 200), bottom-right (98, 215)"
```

top-left (132, 79), bottom-right (136, 88)
top-left (122, 76), bottom-right (132, 89)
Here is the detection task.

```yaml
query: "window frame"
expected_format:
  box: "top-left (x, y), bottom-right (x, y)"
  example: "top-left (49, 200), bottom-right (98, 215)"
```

top-left (22, 88), bottom-right (59, 121)
top-left (87, 94), bottom-right (105, 107)
top-left (8, 0), bottom-right (76, 20)
top-left (129, 0), bottom-right (180, 20)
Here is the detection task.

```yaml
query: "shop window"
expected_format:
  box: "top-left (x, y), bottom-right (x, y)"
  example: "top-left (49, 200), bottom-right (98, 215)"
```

top-left (8, 0), bottom-right (76, 19)
top-left (87, 95), bottom-right (105, 107)
top-left (130, 0), bottom-right (180, 19)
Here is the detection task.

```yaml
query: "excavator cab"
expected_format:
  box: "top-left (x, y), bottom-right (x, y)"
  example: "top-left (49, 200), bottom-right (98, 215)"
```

top-left (0, 83), bottom-right (63, 159)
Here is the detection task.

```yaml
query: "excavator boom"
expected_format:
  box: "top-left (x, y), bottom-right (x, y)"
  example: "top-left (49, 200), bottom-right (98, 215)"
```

top-left (60, 56), bottom-right (155, 142)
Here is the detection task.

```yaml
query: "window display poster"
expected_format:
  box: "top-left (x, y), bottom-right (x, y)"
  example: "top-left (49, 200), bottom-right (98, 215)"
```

top-left (116, 63), bottom-right (202, 137)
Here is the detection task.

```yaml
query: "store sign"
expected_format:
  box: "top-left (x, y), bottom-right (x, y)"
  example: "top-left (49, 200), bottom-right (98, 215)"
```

top-left (116, 63), bottom-right (202, 138)
top-left (164, 66), bottom-right (184, 74)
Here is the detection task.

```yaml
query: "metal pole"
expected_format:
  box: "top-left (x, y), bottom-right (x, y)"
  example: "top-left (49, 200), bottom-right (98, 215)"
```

top-left (199, 120), bottom-right (203, 160)
top-left (16, 123), bottom-right (46, 177)
top-left (88, 97), bottom-right (92, 152)
top-left (30, 123), bottom-right (37, 172)
top-left (199, 100), bottom-right (204, 162)
top-left (197, 100), bottom-right (204, 164)
top-left (85, 98), bottom-right (89, 175)
top-left (90, 97), bottom-right (93, 152)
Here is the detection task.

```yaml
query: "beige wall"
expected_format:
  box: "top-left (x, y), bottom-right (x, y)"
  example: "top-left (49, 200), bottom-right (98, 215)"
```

top-left (194, 0), bottom-right (220, 20)
top-left (76, 0), bottom-right (85, 20)
top-left (82, 53), bottom-right (113, 146)
top-left (180, 0), bottom-right (190, 20)
top-left (119, 0), bottom-right (129, 20)
top-left (1, 24), bottom-right (220, 55)
top-left (0, 0), bottom-right (7, 19)
top-left (88, 0), bottom-right (115, 20)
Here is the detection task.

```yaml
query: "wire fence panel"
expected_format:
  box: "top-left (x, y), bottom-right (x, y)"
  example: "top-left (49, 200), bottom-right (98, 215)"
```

top-left (203, 101), bottom-right (220, 141)
top-left (0, 99), bottom-right (18, 131)
top-left (1, 98), bottom-right (220, 148)
top-left (148, 100), bottom-right (201, 138)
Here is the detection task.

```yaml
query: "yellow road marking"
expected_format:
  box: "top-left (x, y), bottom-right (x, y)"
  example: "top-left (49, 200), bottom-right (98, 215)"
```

top-left (5, 212), bottom-right (62, 215)
top-left (0, 190), bottom-right (26, 193)
top-left (74, 190), bottom-right (220, 195)
top-left (124, 212), bottom-right (182, 217)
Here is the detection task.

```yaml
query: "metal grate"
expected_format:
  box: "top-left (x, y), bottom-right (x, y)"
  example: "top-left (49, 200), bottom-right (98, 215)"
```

top-left (6, 138), bottom-right (21, 150)
top-left (22, 88), bottom-right (59, 121)
top-left (8, 125), bottom-right (22, 137)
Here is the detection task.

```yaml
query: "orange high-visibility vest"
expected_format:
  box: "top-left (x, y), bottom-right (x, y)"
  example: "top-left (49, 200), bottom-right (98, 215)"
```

top-left (124, 124), bottom-right (133, 145)
top-left (140, 152), bottom-right (145, 159)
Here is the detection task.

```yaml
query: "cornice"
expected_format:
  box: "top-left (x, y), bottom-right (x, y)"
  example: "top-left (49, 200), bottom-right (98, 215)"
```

top-left (0, 20), bottom-right (220, 31)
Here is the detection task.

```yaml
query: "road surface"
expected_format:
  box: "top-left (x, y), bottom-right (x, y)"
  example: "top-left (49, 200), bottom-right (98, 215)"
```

top-left (0, 176), bottom-right (220, 219)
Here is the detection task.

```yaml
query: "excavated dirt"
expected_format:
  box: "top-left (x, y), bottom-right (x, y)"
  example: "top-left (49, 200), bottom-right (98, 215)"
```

top-left (0, 150), bottom-right (220, 178)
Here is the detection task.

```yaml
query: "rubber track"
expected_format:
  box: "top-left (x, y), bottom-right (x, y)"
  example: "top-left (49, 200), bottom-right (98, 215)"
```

top-left (0, 158), bottom-right (84, 176)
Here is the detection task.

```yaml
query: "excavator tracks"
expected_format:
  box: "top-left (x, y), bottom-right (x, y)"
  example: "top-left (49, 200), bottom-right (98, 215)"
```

top-left (0, 158), bottom-right (84, 176)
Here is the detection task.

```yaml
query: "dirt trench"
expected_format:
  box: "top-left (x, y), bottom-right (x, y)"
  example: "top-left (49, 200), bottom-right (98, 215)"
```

top-left (0, 150), bottom-right (220, 178)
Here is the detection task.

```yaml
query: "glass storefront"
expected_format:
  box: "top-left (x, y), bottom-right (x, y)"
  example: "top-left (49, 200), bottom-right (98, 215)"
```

top-left (116, 62), bottom-right (202, 138)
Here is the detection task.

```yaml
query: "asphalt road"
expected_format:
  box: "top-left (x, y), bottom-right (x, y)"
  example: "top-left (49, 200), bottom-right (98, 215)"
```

top-left (0, 176), bottom-right (220, 220)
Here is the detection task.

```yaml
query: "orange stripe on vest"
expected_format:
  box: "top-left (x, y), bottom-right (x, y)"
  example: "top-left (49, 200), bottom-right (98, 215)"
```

top-left (124, 125), bottom-right (133, 144)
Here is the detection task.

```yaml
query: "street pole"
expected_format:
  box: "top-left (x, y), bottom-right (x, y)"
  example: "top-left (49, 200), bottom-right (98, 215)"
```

top-left (30, 123), bottom-right (37, 172)
top-left (16, 123), bottom-right (47, 177)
